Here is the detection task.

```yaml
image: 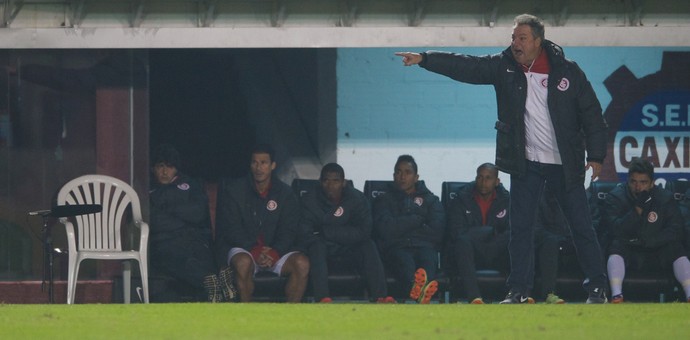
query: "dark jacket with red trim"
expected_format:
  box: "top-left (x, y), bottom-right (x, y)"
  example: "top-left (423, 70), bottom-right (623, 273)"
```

top-left (419, 40), bottom-right (607, 191)
top-left (149, 174), bottom-right (211, 243)
top-left (215, 175), bottom-right (302, 264)
top-left (372, 181), bottom-right (445, 252)
top-left (446, 181), bottom-right (510, 241)
top-left (299, 185), bottom-right (373, 248)
top-left (604, 184), bottom-right (683, 249)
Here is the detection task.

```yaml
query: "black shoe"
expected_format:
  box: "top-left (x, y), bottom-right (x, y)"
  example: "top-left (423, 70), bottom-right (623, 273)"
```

top-left (499, 291), bottom-right (535, 304)
top-left (586, 287), bottom-right (608, 304)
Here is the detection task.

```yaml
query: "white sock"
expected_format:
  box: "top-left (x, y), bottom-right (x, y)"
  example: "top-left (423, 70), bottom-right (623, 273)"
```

top-left (672, 256), bottom-right (690, 300)
top-left (607, 254), bottom-right (625, 297)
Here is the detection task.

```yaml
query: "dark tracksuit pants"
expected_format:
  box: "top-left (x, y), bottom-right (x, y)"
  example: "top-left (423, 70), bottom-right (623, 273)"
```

top-left (385, 245), bottom-right (438, 294)
top-left (454, 226), bottom-right (510, 300)
top-left (150, 229), bottom-right (217, 298)
top-left (535, 230), bottom-right (563, 298)
top-left (307, 238), bottom-right (388, 300)
top-left (508, 161), bottom-right (606, 295)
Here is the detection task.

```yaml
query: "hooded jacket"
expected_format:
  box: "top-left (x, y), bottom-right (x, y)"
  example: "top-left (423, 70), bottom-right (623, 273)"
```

top-left (446, 181), bottom-right (510, 241)
top-left (372, 181), bottom-right (445, 252)
top-left (214, 175), bottom-right (302, 264)
top-left (420, 40), bottom-right (607, 191)
top-left (149, 174), bottom-right (211, 243)
top-left (299, 184), bottom-right (373, 248)
top-left (604, 184), bottom-right (683, 249)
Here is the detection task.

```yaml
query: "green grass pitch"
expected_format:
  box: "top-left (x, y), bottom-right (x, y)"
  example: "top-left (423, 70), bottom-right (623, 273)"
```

top-left (1, 303), bottom-right (689, 339)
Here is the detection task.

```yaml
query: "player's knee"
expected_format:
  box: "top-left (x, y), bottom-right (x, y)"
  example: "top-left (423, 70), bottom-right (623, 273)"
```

top-left (291, 253), bottom-right (310, 276)
top-left (232, 253), bottom-right (254, 276)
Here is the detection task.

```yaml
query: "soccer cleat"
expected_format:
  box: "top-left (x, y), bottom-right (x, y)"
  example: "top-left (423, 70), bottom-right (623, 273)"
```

top-left (611, 294), bottom-right (624, 304)
top-left (470, 297), bottom-right (485, 305)
top-left (545, 293), bottom-right (565, 304)
top-left (409, 268), bottom-right (428, 300)
top-left (203, 274), bottom-right (223, 303)
top-left (586, 287), bottom-right (608, 304)
top-left (319, 297), bottom-right (333, 303)
top-left (219, 266), bottom-right (237, 302)
top-left (376, 296), bottom-right (397, 304)
top-left (417, 280), bottom-right (438, 304)
top-left (499, 291), bottom-right (535, 304)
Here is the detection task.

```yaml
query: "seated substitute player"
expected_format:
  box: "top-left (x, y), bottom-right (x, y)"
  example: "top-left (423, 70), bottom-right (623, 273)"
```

top-left (149, 144), bottom-right (235, 302)
top-left (603, 157), bottom-right (690, 303)
top-left (446, 163), bottom-right (510, 304)
top-left (215, 144), bottom-right (310, 303)
top-left (373, 155), bottom-right (445, 304)
top-left (301, 163), bottom-right (395, 303)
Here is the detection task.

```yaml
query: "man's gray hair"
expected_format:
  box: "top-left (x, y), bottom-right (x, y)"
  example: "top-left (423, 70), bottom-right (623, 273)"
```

top-left (514, 14), bottom-right (545, 41)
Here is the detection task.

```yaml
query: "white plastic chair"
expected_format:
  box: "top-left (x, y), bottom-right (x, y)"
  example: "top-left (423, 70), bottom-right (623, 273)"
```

top-left (57, 174), bottom-right (149, 304)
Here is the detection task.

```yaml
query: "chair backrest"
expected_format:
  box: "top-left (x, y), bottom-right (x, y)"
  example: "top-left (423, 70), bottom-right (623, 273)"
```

top-left (290, 178), bottom-right (354, 198)
top-left (57, 174), bottom-right (142, 252)
top-left (291, 178), bottom-right (355, 199)
top-left (363, 180), bottom-right (393, 201)
top-left (291, 178), bottom-right (320, 198)
top-left (587, 181), bottom-right (623, 251)
top-left (363, 180), bottom-right (427, 201)
top-left (441, 181), bottom-right (470, 210)
top-left (588, 181), bottom-right (621, 201)
top-left (666, 179), bottom-right (689, 201)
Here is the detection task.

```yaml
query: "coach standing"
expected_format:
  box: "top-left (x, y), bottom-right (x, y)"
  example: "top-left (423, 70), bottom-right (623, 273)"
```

top-left (395, 13), bottom-right (609, 303)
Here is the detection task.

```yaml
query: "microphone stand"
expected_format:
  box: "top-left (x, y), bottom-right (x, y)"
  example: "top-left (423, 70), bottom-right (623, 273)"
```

top-left (40, 213), bottom-right (55, 304)
top-left (30, 204), bottom-right (102, 304)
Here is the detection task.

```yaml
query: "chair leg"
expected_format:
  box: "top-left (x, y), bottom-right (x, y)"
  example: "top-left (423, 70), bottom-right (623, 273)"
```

top-left (138, 260), bottom-right (149, 303)
top-left (123, 261), bottom-right (132, 304)
top-left (67, 256), bottom-right (80, 305)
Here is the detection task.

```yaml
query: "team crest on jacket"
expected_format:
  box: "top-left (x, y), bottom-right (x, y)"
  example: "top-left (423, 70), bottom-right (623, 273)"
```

top-left (334, 206), bottom-right (344, 217)
top-left (557, 78), bottom-right (570, 91)
top-left (414, 197), bottom-right (424, 206)
top-left (177, 183), bottom-right (190, 191)
top-left (266, 200), bottom-right (278, 211)
top-left (496, 209), bottom-right (507, 219)
top-left (647, 211), bottom-right (658, 223)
